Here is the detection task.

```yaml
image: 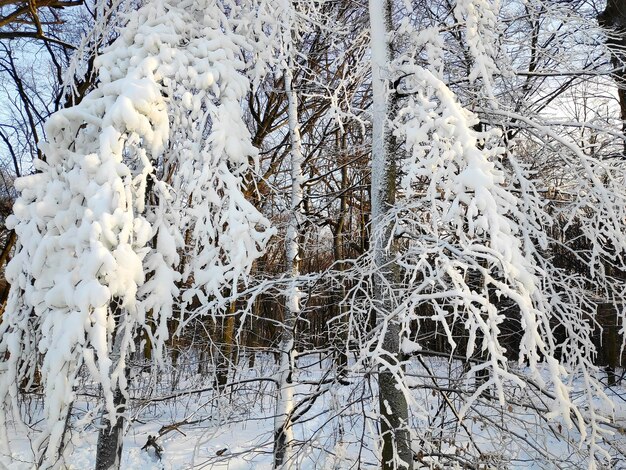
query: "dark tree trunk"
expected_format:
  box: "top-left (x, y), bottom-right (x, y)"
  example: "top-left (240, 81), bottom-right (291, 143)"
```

top-left (599, 0), bottom-right (626, 155)
top-left (332, 133), bottom-right (349, 376)
top-left (95, 385), bottom-right (126, 470)
top-left (597, 303), bottom-right (620, 386)
top-left (95, 299), bottom-right (127, 470)
top-left (598, 0), bottom-right (626, 385)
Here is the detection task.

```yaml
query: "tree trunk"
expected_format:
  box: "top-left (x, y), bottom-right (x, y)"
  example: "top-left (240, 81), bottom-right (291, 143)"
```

top-left (599, 0), bottom-right (626, 155)
top-left (274, 61), bottom-right (303, 469)
top-left (95, 385), bottom-right (126, 470)
top-left (598, 303), bottom-right (619, 386)
top-left (216, 301), bottom-right (237, 389)
top-left (95, 300), bottom-right (127, 470)
top-left (369, 1), bottom-right (413, 468)
top-left (598, 0), bottom-right (626, 387)
top-left (333, 134), bottom-right (349, 375)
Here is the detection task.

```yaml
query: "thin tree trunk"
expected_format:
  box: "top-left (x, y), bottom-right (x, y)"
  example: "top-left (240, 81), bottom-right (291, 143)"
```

top-left (274, 62), bottom-right (303, 469)
top-left (0, 230), bottom-right (16, 314)
top-left (95, 300), bottom-right (127, 470)
top-left (217, 301), bottom-right (237, 388)
top-left (369, 1), bottom-right (413, 468)
top-left (333, 134), bottom-right (349, 375)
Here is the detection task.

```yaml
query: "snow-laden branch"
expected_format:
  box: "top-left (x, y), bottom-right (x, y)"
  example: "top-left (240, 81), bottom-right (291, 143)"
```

top-left (0, 0), bottom-right (276, 466)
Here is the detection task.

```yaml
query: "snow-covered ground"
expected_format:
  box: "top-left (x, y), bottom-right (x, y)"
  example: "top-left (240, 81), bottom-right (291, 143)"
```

top-left (2, 351), bottom-right (625, 469)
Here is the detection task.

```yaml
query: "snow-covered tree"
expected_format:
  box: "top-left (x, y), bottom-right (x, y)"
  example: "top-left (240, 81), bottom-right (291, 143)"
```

top-left (0, 0), bottom-right (273, 467)
top-left (352, 0), bottom-right (626, 467)
top-left (0, 0), bottom-right (625, 469)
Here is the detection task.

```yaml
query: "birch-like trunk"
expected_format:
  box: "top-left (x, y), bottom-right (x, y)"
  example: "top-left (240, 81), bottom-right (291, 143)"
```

top-left (273, 64), bottom-right (303, 469)
top-left (369, 1), bottom-right (413, 468)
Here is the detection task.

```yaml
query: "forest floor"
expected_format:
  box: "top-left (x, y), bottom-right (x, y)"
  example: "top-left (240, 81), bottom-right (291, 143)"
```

top-left (1, 353), bottom-right (625, 469)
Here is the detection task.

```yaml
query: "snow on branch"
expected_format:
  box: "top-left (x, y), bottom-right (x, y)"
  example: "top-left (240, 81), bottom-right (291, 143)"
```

top-left (0, 0), bottom-right (275, 466)
top-left (348, 35), bottom-right (625, 462)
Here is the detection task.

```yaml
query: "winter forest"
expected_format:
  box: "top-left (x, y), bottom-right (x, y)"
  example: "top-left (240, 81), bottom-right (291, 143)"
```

top-left (1, 0), bottom-right (626, 468)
